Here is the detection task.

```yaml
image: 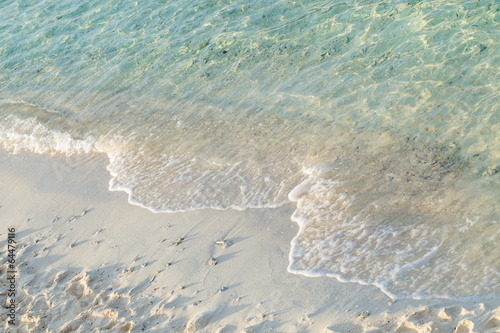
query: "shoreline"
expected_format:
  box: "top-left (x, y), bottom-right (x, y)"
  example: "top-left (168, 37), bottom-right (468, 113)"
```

top-left (1, 149), bottom-right (499, 332)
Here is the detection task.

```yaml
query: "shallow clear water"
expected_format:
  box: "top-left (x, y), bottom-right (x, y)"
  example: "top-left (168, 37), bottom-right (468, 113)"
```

top-left (0, 0), bottom-right (498, 299)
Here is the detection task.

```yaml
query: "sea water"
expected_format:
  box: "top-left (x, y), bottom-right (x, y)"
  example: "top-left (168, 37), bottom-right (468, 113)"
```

top-left (0, 0), bottom-right (498, 300)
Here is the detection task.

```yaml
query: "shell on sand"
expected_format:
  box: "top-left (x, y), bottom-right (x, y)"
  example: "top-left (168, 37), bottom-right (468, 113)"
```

top-left (215, 240), bottom-right (232, 247)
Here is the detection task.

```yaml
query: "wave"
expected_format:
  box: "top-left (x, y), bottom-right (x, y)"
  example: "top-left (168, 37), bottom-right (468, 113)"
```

top-left (1, 113), bottom-right (498, 300)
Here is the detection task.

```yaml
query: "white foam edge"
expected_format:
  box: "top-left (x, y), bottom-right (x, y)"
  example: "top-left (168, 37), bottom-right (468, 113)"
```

top-left (106, 169), bottom-right (290, 214)
top-left (286, 187), bottom-right (500, 302)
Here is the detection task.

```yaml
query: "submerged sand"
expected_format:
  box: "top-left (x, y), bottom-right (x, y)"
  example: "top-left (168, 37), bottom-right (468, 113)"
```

top-left (0, 150), bottom-right (499, 332)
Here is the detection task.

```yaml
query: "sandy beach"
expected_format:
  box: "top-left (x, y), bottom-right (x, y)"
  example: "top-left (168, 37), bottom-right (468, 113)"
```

top-left (0, 149), bottom-right (498, 332)
top-left (1, 0), bottom-right (499, 331)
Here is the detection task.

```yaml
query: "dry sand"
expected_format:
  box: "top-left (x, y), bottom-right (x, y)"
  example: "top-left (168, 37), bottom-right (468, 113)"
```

top-left (0, 149), bottom-right (499, 332)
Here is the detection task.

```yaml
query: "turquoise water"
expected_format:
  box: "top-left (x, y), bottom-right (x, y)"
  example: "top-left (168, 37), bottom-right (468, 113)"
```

top-left (0, 0), bottom-right (499, 299)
